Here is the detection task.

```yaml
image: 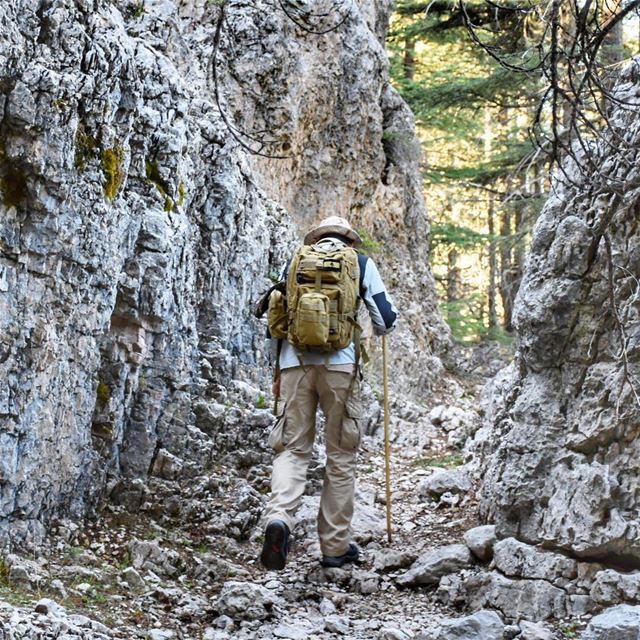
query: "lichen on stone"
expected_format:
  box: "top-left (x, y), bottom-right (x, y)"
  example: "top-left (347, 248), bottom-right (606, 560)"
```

top-left (96, 381), bottom-right (111, 410)
top-left (101, 147), bottom-right (125, 201)
top-left (145, 159), bottom-right (174, 212)
top-left (177, 181), bottom-right (186, 208)
top-left (74, 123), bottom-right (98, 172)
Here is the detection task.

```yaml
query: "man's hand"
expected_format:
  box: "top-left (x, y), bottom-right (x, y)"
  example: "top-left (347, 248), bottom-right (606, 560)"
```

top-left (272, 375), bottom-right (281, 398)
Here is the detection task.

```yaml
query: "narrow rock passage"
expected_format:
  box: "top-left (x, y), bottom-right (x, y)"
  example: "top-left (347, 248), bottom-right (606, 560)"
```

top-left (7, 348), bottom-right (601, 640)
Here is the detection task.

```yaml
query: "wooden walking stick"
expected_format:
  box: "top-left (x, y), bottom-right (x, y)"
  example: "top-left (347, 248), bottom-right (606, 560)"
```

top-left (382, 334), bottom-right (392, 544)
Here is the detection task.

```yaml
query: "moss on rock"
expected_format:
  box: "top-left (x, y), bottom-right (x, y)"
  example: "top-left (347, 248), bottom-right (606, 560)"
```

top-left (96, 381), bottom-right (111, 410)
top-left (74, 123), bottom-right (98, 172)
top-left (101, 147), bottom-right (125, 201)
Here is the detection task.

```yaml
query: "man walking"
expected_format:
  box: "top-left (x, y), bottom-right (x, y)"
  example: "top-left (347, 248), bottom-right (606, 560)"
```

top-left (260, 216), bottom-right (397, 570)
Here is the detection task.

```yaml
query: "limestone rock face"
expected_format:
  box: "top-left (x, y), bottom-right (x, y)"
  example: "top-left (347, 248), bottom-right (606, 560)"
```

top-left (0, 0), bottom-right (447, 547)
top-left (477, 62), bottom-right (640, 565)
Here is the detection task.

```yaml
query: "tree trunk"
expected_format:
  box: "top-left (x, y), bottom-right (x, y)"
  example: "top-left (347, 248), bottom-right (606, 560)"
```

top-left (488, 195), bottom-right (498, 332)
top-left (447, 247), bottom-right (460, 321)
top-left (499, 207), bottom-right (514, 331)
top-left (485, 106), bottom-right (498, 333)
top-left (403, 35), bottom-right (416, 81)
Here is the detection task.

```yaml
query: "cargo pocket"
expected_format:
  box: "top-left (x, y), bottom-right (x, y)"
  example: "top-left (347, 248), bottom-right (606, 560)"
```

top-left (267, 412), bottom-right (287, 454)
top-left (340, 382), bottom-right (363, 451)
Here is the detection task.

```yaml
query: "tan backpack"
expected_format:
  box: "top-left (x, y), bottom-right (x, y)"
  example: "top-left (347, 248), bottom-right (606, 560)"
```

top-left (267, 241), bottom-right (360, 351)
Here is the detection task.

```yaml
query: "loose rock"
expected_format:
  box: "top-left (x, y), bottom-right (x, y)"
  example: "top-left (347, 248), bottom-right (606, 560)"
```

top-left (397, 545), bottom-right (474, 587)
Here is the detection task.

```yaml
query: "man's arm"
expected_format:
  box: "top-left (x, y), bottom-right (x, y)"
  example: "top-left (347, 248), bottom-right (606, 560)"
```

top-left (357, 254), bottom-right (398, 335)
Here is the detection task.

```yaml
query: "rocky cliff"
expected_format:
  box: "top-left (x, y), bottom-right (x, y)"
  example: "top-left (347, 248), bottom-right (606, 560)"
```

top-left (0, 0), bottom-right (448, 548)
top-left (457, 61), bottom-right (640, 615)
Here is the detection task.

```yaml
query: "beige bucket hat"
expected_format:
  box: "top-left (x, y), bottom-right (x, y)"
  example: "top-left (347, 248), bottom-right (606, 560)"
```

top-left (303, 216), bottom-right (362, 248)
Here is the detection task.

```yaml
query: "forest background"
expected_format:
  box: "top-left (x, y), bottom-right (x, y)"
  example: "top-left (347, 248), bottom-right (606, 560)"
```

top-left (386, 0), bottom-right (638, 343)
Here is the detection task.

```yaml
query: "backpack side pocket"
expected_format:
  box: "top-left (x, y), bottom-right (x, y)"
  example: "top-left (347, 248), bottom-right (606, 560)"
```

top-left (267, 289), bottom-right (288, 339)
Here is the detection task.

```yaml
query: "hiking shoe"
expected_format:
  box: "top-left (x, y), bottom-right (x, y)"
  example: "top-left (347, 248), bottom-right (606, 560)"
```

top-left (321, 543), bottom-right (359, 568)
top-left (260, 520), bottom-right (290, 571)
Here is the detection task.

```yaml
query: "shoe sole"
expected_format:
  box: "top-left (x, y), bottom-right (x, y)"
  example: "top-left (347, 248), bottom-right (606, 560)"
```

top-left (260, 522), bottom-right (288, 571)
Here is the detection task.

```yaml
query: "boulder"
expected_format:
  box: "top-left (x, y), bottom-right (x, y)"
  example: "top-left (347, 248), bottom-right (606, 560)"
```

top-left (419, 468), bottom-right (472, 498)
top-left (581, 604), bottom-right (640, 639)
top-left (215, 581), bottom-right (275, 621)
top-left (396, 544), bottom-right (474, 587)
top-left (590, 569), bottom-right (640, 606)
top-left (463, 525), bottom-right (497, 562)
top-left (493, 538), bottom-right (578, 586)
top-left (437, 571), bottom-right (568, 621)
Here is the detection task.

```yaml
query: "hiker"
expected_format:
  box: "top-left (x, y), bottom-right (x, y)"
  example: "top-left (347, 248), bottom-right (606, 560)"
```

top-left (258, 216), bottom-right (398, 570)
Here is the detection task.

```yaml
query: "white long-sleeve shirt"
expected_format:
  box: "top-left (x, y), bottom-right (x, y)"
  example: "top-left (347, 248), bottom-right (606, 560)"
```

top-left (274, 239), bottom-right (398, 370)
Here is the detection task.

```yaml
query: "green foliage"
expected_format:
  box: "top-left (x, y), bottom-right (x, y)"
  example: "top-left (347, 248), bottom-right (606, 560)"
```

top-left (386, 1), bottom-right (546, 336)
top-left (357, 229), bottom-right (382, 256)
top-left (411, 453), bottom-right (464, 469)
top-left (558, 620), bottom-right (580, 638)
top-left (440, 297), bottom-right (487, 344)
top-left (0, 557), bottom-right (10, 588)
top-left (255, 395), bottom-right (268, 409)
top-left (401, 68), bottom-right (534, 116)
top-left (426, 141), bottom-right (535, 185)
top-left (101, 147), bottom-right (125, 201)
top-left (430, 223), bottom-right (491, 250)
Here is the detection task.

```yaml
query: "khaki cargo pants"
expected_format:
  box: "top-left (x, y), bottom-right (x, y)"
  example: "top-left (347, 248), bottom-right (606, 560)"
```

top-left (262, 364), bottom-right (361, 557)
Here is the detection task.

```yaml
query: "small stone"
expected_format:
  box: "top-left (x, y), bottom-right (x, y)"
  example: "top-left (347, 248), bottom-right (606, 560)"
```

top-left (518, 620), bottom-right (555, 640)
top-left (151, 449), bottom-right (184, 480)
top-left (325, 614), bottom-right (350, 634)
top-left (437, 610), bottom-right (504, 640)
top-left (216, 581), bottom-right (275, 621)
top-left (130, 539), bottom-right (180, 577)
top-left (50, 579), bottom-right (68, 599)
top-left (378, 628), bottom-right (411, 640)
top-left (504, 624), bottom-right (521, 640)
top-left (273, 623), bottom-right (310, 640)
top-left (353, 570), bottom-right (380, 594)
top-left (373, 550), bottom-right (417, 572)
top-left (215, 615), bottom-right (234, 630)
top-left (34, 598), bottom-right (66, 617)
top-left (122, 566), bottom-right (146, 590)
top-left (397, 545), bottom-right (474, 587)
top-left (75, 582), bottom-right (93, 593)
top-left (319, 598), bottom-right (337, 616)
top-left (493, 538), bottom-right (578, 585)
top-left (437, 491), bottom-right (460, 508)
top-left (463, 525), bottom-right (497, 562)
top-left (591, 569), bottom-right (640, 606)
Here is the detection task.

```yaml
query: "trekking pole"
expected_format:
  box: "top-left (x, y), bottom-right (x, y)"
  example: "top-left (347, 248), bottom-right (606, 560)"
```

top-left (382, 334), bottom-right (392, 544)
